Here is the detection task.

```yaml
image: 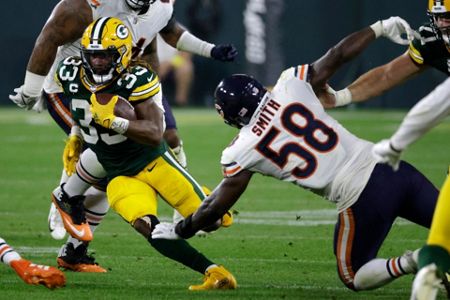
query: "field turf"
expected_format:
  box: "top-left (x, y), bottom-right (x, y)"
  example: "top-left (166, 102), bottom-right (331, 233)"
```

top-left (0, 107), bottom-right (449, 299)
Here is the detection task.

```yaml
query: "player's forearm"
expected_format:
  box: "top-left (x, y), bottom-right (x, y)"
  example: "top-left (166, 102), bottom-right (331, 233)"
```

top-left (348, 55), bottom-right (421, 103)
top-left (347, 66), bottom-right (394, 102)
top-left (125, 120), bottom-right (164, 147)
top-left (311, 27), bottom-right (376, 86)
top-left (390, 78), bottom-right (450, 150)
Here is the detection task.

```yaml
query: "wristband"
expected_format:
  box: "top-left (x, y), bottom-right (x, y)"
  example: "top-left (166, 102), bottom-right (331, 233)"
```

top-left (176, 31), bottom-right (215, 58)
top-left (370, 20), bottom-right (383, 38)
top-left (110, 117), bottom-right (129, 134)
top-left (335, 88), bottom-right (353, 107)
top-left (23, 71), bottom-right (46, 97)
top-left (175, 214), bottom-right (197, 239)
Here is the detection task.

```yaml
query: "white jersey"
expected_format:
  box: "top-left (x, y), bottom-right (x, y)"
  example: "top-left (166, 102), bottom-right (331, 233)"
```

top-left (43, 0), bottom-right (173, 93)
top-left (221, 65), bottom-right (377, 211)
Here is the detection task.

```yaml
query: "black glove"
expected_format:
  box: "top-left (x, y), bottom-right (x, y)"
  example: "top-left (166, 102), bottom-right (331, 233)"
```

top-left (211, 44), bottom-right (238, 62)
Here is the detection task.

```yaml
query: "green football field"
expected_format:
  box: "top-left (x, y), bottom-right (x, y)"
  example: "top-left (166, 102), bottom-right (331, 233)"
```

top-left (0, 107), bottom-right (449, 299)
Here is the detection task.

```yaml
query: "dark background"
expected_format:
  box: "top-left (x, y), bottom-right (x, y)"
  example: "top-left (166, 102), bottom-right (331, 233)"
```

top-left (2, 0), bottom-right (446, 108)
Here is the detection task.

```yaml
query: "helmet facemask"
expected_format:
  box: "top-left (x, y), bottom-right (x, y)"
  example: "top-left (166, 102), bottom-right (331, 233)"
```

top-left (81, 48), bottom-right (121, 84)
top-left (430, 12), bottom-right (450, 47)
top-left (428, 0), bottom-right (450, 49)
top-left (125, 0), bottom-right (156, 14)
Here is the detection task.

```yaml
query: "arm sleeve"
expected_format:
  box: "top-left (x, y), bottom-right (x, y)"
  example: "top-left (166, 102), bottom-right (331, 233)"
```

top-left (390, 77), bottom-right (450, 150)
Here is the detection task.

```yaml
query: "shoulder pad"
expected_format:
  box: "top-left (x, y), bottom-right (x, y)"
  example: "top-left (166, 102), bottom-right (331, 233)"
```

top-left (124, 65), bottom-right (161, 102)
top-left (56, 56), bottom-right (83, 83)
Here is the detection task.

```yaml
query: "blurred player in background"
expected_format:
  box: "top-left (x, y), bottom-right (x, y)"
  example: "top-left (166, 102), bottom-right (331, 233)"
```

top-left (157, 34), bottom-right (194, 106)
top-left (8, 0), bottom-right (237, 273)
top-left (152, 17), bottom-right (439, 291)
top-left (52, 17), bottom-right (236, 290)
top-left (0, 237), bottom-right (65, 289)
top-left (371, 77), bottom-right (450, 300)
top-left (328, 0), bottom-right (450, 107)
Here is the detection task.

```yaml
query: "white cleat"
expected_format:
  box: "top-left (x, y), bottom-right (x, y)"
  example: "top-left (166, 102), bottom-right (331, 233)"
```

top-left (411, 263), bottom-right (440, 300)
top-left (48, 202), bottom-right (67, 240)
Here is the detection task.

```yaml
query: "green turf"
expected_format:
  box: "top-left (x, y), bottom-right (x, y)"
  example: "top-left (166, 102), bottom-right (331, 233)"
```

top-left (0, 107), bottom-right (448, 299)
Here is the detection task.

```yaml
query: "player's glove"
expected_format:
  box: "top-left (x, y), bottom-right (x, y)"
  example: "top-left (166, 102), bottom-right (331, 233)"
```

top-left (372, 139), bottom-right (402, 171)
top-left (63, 131), bottom-right (83, 176)
top-left (370, 16), bottom-right (418, 45)
top-left (152, 222), bottom-right (181, 240)
top-left (211, 44), bottom-right (238, 62)
top-left (90, 93), bottom-right (118, 129)
top-left (9, 85), bottom-right (41, 110)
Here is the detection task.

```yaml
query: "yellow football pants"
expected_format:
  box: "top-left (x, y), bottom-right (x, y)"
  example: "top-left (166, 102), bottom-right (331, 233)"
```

top-left (427, 170), bottom-right (450, 253)
top-left (106, 151), bottom-right (206, 224)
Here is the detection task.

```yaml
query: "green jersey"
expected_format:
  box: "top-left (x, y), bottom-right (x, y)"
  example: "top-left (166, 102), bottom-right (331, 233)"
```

top-left (56, 56), bottom-right (167, 179)
top-left (409, 24), bottom-right (450, 75)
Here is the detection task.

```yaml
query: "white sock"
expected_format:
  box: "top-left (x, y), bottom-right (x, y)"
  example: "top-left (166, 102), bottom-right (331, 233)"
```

top-left (353, 249), bottom-right (419, 290)
top-left (0, 238), bottom-right (21, 266)
top-left (63, 173), bottom-right (91, 197)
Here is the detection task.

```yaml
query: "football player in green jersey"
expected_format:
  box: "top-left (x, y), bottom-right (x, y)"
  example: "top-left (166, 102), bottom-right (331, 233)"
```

top-left (328, 1), bottom-right (450, 107)
top-left (53, 17), bottom-right (236, 290)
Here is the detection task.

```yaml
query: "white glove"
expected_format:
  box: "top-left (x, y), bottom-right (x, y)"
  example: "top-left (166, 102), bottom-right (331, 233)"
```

top-left (372, 139), bottom-right (402, 171)
top-left (371, 16), bottom-right (418, 45)
top-left (31, 95), bottom-right (47, 113)
top-left (9, 85), bottom-right (40, 110)
top-left (152, 222), bottom-right (181, 240)
top-left (326, 86), bottom-right (352, 107)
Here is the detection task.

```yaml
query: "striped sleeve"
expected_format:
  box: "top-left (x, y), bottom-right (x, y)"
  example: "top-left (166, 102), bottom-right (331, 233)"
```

top-left (408, 42), bottom-right (424, 65)
top-left (293, 64), bottom-right (309, 81)
top-left (128, 73), bottom-right (161, 102)
top-left (221, 161), bottom-right (244, 178)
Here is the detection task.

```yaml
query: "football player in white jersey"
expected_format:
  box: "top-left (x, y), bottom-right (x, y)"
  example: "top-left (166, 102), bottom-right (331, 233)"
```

top-left (8, 0), bottom-right (237, 273)
top-left (152, 17), bottom-right (440, 291)
top-left (371, 78), bottom-right (450, 300)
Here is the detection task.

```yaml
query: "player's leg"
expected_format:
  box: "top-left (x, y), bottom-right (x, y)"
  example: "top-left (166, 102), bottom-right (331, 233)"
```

top-left (107, 165), bottom-right (236, 290)
top-left (144, 151), bottom-right (232, 226)
top-left (161, 95), bottom-right (191, 224)
top-left (411, 174), bottom-right (450, 300)
top-left (44, 91), bottom-right (75, 238)
top-left (162, 96), bottom-right (187, 168)
top-left (334, 163), bottom-right (433, 291)
top-left (0, 238), bottom-right (65, 289)
top-left (55, 149), bottom-right (108, 272)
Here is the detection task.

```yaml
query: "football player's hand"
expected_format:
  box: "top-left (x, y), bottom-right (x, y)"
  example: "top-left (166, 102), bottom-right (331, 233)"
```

top-left (63, 134), bottom-right (83, 176)
top-left (372, 139), bottom-right (402, 171)
top-left (90, 94), bottom-right (118, 129)
top-left (31, 96), bottom-right (47, 113)
top-left (325, 85), bottom-right (352, 107)
top-left (9, 85), bottom-right (40, 110)
top-left (372, 16), bottom-right (417, 45)
top-left (152, 222), bottom-right (181, 240)
top-left (211, 44), bottom-right (238, 62)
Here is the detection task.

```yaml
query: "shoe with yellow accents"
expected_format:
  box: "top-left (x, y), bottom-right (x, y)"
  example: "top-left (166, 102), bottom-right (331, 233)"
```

top-left (221, 211), bottom-right (233, 227)
top-left (189, 265), bottom-right (237, 291)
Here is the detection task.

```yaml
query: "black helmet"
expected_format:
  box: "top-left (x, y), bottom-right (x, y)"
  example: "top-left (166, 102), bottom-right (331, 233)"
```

top-left (214, 74), bottom-right (267, 128)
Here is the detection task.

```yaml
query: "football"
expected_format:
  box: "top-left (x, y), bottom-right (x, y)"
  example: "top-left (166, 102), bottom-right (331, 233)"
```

top-left (95, 93), bottom-right (137, 120)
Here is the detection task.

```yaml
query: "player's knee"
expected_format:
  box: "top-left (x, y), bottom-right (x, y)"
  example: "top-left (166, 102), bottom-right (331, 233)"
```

top-left (132, 215), bottom-right (160, 239)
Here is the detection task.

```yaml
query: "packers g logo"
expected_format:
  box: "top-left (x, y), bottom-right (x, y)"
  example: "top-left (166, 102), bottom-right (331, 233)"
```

top-left (116, 24), bottom-right (129, 39)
